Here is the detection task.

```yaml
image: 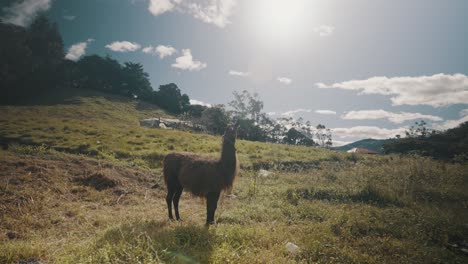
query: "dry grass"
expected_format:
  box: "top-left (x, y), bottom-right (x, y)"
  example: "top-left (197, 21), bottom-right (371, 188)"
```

top-left (1, 149), bottom-right (466, 263)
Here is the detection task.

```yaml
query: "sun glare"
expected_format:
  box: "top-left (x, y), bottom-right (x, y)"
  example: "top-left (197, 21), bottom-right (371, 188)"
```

top-left (252, 0), bottom-right (311, 41)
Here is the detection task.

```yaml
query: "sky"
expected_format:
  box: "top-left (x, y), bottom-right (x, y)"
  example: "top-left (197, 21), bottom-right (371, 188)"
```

top-left (2, 0), bottom-right (468, 146)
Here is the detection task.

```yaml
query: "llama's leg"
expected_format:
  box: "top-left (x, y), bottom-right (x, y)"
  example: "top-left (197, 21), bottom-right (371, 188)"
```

top-left (206, 191), bottom-right (221, 225)
top-left (166, 188), bottom-right (175, 220)
top-left (173, 186), bottom-right (183, 221)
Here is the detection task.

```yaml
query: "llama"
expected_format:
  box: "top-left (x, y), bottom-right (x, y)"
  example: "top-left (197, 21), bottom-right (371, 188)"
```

top-left (163, 124), bottom-right (239, 225)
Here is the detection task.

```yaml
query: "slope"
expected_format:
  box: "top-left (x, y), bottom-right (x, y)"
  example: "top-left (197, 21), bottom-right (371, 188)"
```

top-left (0, 91), bottom-right (467, 263)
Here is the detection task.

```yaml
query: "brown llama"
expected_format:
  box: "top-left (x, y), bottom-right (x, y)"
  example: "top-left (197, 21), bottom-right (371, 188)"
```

top-left (163, 124), bottom-right (239, 225)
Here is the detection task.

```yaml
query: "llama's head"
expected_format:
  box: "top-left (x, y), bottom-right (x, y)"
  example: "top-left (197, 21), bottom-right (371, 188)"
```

top-left (223, 123), bottom-right (238, 144)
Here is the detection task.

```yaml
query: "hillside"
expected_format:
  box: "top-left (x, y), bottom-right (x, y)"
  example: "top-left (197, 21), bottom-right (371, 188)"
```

top-left (334, 139), bottom-right (392, 152)
top-left (0, 89), bottom-right (336, 169)
top-left (383, 123), bottom-right (468, 160)
top-left (1, 92), bottom-right (467, 263)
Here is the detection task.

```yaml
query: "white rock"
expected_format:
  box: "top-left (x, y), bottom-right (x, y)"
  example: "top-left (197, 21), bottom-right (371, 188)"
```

top-left (258, 169), bottom-right (271, 178)
top-left (285, 242), bottom-right (300, 254)
top-left (226, 194), bottom-right (237, 199)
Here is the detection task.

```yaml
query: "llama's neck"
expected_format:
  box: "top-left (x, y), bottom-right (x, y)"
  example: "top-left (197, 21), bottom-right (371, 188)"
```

top-left (220, 138), bottom-right (237, 172)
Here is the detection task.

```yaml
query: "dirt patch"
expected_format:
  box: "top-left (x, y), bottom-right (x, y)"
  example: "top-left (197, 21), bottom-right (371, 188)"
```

top-left (0, 151), bottom-right (163, 218)
top-left (76, 172), bottom-right (118, 191)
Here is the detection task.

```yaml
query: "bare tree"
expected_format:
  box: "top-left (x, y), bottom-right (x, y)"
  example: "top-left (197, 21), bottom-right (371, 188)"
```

top-left (315, 124), bottom-right (333, 148)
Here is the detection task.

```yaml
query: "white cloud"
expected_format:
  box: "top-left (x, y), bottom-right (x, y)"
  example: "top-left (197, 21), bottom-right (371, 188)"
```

top-left (433, 115), bottom-right (468, 131)
top-left (332, 126), bottom-right (406, 139)
top-left (332, 139), bottom-right (354, 147)
top-left (460, 109), bottom-right (468, 117)
top-left (105, 41), bottom-right (141, 52)
top-left (142, 46), bottom-right (153, 53)
top-left (142, 45), bottom-right (177, 58)
top-left (1, 0), bottom-right (51, 26)
top-left (317, 73), bottom-right (468, 107)
top-left (63, 15), bottom-right (76, 21)
top-left (186, 0), bottom-right (236, 28)
top-left (277, 77), bottom-right (292, 85)
top-left (281, 109), bottom-right (311, 117)
top-left (65, 39), bottom-right (94, 61)
top-left (315, 110), bottom-right (337, 115)
top-left (155, 45), bottom-right (177, 58)
top-left (342, 109), bottom-right (443, 124)
top-left (148, 0), bottom-right (177, 16)
top-left (271, 110), bottom-right (330, 117)
top-left (172, 49), bottom-right (207, 71)
top-left (190, 99), bottom-right (211, 107)
top-left (148, 0), bottom-right (237, 28)
top-left (229, 70), bottom-right (250, 77)
top-left (314, 25), bottom-right (334, 37)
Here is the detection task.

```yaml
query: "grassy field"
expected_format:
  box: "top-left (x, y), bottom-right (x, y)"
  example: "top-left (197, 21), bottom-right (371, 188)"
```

top-left (1, 91), bottom-right (467, 263)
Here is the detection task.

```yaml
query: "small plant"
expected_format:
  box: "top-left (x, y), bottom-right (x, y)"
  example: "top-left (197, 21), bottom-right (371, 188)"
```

top-left (346, 153), bottom-right (359, 163)
top-left (328, 153), bottom-right (341, 162)
top-left (8, 143), bottom-right (52, 155)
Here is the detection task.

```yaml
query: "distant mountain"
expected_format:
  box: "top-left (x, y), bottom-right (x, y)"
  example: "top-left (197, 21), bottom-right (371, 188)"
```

top-left (334, 139), bottom-right (392, 152)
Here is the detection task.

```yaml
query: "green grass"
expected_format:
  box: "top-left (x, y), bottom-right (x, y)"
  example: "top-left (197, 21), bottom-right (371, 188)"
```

top-left (0, 93), bottom-right (333, 170)
top-left (1, 92), bottom-right (467, 263)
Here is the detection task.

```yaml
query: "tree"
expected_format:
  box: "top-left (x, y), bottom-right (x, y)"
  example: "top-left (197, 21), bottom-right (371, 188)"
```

top-left (236, 118), bottom-right (268, 142)
top-left (185, 104), bottom-right (207, 119)
top-left (76, 55), bottom-right (123, 93)
top-left (405, 120), bottom-right (435, 138)
top-left (27, 15), bottom-right (64, 65)
top-left (227, 90), bottom-right (272, 141)
top-left (229, 90), bottom-right (264, 122)
top-left (0, 22), bottom-right (31, 102)
top-left (315, 124), bottom-right (333, 148)
top-left (26, 15), bottom-right (64, 92)
top-left (153, 83), bottom-right (190, 114)
top-left (200, 105), bottom-right (230, 134)
top-left (0, 16), bottom-right (66, 102)
top-left (383, 121), bottom-right (467, 160)
top-left (0, 16), bottom-right (166, 108)
top-left (283, 128), bottom-right (316, 146)
top-left (122, 62), bottom-right (152, 98)
top-left (256, 113), bottom-right (283, 143)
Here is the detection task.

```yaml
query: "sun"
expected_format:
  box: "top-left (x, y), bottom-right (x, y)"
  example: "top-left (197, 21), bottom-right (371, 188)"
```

top-left (251, 0), bottom-right (310, 40)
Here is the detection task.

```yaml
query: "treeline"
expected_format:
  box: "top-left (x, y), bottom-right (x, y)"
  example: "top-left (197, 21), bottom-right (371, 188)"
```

top-left (0, 16), bottom-right (331, 147)
top-left (0, 16), bottom-right (192, 114)
top-left (190, 90), bottom-right (332, 146)
top-left (1, 16), bottom-right (64, 101)
top-left (383, 120), bottom-right (468, 161)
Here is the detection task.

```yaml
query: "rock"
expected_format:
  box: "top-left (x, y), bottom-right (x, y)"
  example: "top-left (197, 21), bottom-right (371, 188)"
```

top-left (258, 169), bottom-right (271, 178)
top-left (285, 242), bottom-right (300, 254)
top-left (226, 194), bottom-right (237, 199)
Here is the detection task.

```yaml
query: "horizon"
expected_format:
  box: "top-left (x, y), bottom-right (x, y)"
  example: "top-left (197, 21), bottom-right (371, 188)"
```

top-left (1, 0), bottom-right (468, 146)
